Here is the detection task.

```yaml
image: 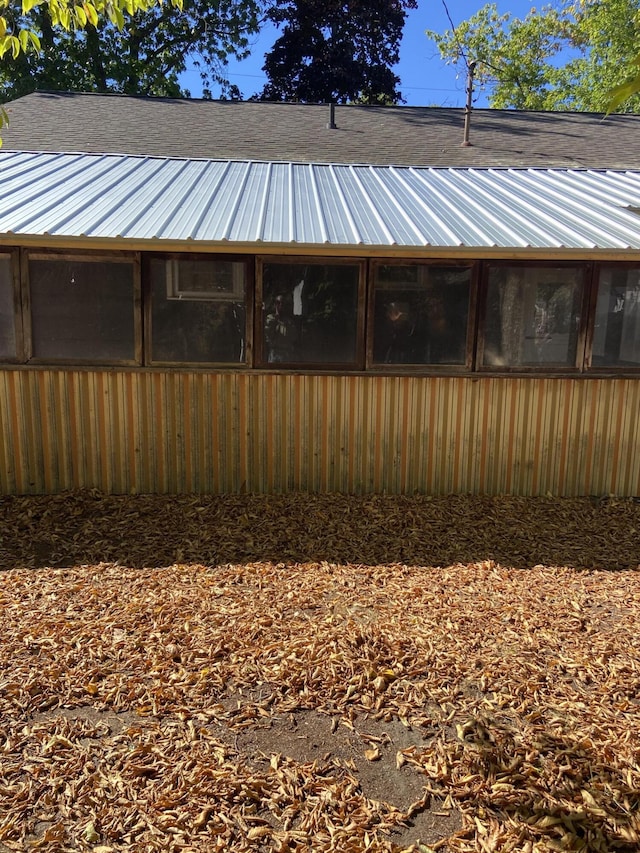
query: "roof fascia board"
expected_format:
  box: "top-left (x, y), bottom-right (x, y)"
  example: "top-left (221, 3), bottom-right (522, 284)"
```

top-left (1, 234), bottom-right (639, 262)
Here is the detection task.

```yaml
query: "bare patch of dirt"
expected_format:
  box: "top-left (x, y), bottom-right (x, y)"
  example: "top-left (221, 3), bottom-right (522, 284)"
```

top-left (14, 704), bottom-right (462, 850)
top-left (229, 710), bottom-right (461, 848)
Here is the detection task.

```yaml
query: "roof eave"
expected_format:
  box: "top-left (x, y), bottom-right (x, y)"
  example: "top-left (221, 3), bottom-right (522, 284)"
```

top-left (2, 233), bottom-right (640, 262)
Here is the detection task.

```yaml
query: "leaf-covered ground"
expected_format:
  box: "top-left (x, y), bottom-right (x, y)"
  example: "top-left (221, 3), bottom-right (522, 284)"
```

top-left (0, 493), bottom-right (639, 853)
top-left (1, 492), bottom-right (639, 571)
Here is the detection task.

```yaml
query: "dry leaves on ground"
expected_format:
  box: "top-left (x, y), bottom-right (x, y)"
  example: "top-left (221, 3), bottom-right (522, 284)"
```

top-left (1, 492), bottom-right (640, 571)
top-left (0, 494), bottom-right (640, 852)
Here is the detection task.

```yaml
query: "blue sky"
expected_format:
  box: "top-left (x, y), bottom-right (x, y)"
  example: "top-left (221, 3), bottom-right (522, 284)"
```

top-left (181, 1), bottom-right (536, 106)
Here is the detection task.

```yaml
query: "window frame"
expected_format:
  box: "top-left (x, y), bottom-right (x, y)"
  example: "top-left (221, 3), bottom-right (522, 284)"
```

top-left (366, 258), bottom-right (478, 373)
top-left (23, 249), bottom-right (142, 366)
top-left (255, 255), bottom-right (366, 371)
top-left (143, 252), bottom-right (254, 368)
top-left (476, 260), bottom-right (591, 374)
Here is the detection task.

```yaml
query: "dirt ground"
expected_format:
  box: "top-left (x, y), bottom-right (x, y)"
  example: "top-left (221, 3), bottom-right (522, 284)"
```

top-left (0, 493), bottom-right (639, 852)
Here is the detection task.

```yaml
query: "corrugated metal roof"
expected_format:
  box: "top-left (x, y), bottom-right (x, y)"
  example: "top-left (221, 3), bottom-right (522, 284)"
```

top-left (2, 150), bottom-right (640, 250)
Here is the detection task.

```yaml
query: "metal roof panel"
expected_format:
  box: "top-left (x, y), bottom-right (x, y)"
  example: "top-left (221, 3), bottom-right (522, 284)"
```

top-left (2, 151), bottom-right (640, 252)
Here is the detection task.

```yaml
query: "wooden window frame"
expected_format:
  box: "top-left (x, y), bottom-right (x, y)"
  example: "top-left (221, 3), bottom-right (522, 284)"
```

top-left (255, 256), bottom-right (366, 371)
top-left (476, 260), bottom-right (591, 374)
top-left (143, 252), bottom-right (254, 368)
top-left (23, 249), bottom-right (142, 367)
top-left (366, 258), bottom-right (478, 373)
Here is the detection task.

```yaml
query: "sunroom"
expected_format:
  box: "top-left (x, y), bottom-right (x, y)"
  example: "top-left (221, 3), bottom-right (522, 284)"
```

top-left (1, 151), bottom-right (640, 496)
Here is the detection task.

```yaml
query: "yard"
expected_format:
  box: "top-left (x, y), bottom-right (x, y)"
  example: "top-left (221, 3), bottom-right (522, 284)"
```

top-left (1, 493), bottom-right (639, 852)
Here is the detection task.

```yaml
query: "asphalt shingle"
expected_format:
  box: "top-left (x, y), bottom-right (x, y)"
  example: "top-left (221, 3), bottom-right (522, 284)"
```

top-left (3, 90), bottom-right (640, 168)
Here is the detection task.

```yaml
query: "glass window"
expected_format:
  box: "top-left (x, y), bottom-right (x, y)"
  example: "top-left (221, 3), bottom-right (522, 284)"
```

top-left (372, 264), bottom-right (471, 366)
top-left (149, 258), bottom-right (247, 364)
top-left (260, 262), bottom-right (360, 365)
top-left (0, 254), bottom-right (16, 360)
top-left (482, 265), bottom-right (584, 368)
top-left (592, 267), bottom-right (640, 367)
top-left (29, 256), bottom-right (136, 362)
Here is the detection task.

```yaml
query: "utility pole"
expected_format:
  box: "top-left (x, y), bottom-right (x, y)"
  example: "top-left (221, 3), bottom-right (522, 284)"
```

top-left (462, 60), bottom-right (477, 147)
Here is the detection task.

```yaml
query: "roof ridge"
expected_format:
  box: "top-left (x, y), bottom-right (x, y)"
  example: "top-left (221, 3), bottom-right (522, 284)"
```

top-left (14, 90), bottom-right (640, 119)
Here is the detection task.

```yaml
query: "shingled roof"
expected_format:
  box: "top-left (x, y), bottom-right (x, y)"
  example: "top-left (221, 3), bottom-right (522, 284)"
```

top-left (4, 90), bottom-right (640, 169)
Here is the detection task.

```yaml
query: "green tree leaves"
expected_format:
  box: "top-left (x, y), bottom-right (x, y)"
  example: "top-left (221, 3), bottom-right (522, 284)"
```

top-left (259, 0), bottom-right (417, 105)
top-left (427, 0), bottom-right (640, 113)
top-left (0, 0), bottom-right (262, 100)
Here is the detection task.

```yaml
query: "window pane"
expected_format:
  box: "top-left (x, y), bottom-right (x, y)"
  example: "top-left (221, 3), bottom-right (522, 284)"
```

top-left (150, 258), bottom-right (246, 364)
top-left (262, 263), bottom-right (359, 365)
top-left (483, 266), bottom-right (583, 368)
top-left (0, 255), bottom-right (16, 360)
top-left (30, 257), bottom-right (135, 361)
top-left (372, 265), bottom-right (470, 365)
top-left (592, 267), bottom-right (640, 367)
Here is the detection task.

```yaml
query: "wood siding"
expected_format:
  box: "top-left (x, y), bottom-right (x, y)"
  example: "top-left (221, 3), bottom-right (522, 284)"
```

top-left (1, 370), bottom-right (639, 496)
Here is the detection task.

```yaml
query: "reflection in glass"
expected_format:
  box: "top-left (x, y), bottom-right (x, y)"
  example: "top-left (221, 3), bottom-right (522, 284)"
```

top-left (372, 265), bottom-right (470, 365)
top-left (483, 266), bottom-right (583, 367)
top-left (262, 263), bottom-right (359, 365)
top-left (150, 259), bottom-right (246, 364)
top-left (592, 267), bottom-right (640, 367)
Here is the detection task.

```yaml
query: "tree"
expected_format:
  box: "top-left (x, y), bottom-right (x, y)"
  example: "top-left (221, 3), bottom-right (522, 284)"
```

top-left (258, 0), bottom-right (417, 105)
top-left (427, 0), bottom-right (640, 113)
top-left (0, 0), bottom-right (263, 101)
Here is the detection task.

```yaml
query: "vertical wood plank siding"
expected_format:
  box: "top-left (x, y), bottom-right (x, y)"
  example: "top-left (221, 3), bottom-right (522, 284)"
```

top-left (1, 370), bottom-right (639, 496)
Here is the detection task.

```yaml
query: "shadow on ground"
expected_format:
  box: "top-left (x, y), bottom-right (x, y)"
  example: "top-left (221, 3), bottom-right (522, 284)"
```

top-left (1, 491), bottom-right (639, 571)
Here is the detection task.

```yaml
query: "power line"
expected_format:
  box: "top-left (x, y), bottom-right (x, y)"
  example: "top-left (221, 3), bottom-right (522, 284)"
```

top-left (440, 0), bottom-right (472, 72)
top-left (226, 71), bottom-right (464, 94)
top-left (438, 0), bottom-right (529, 104)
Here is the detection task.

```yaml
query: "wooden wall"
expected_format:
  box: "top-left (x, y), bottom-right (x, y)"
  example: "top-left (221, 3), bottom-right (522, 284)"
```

top-left (1, 370), bottom-right (639, 496)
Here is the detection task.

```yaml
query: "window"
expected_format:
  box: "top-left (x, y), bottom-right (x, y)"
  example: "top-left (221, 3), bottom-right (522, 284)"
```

top-left (371, 263), bottom-right (472, 367)
top-left (28, 255), bottom-right (138, 363)
top-left (7, 251), bottom-right (640, 374)
top-left (592, 266), bottom-right (640, 368)
top-left (481, 264), bottom-right (585, 369)
top-left (149, 257), bottom-right (248, 364)
top-left (165, 258), bottom-right (245, 302)
top-left (259, 261), bottom-right (362, 367)
top-left (0, 254), bottom-right (16, 360)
